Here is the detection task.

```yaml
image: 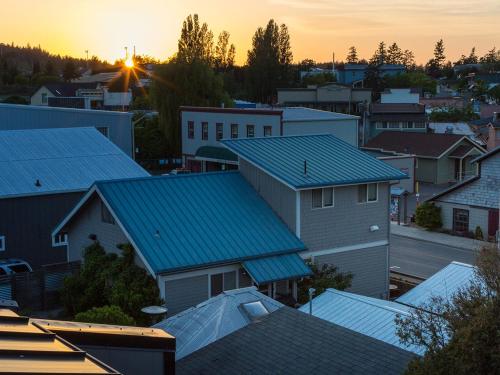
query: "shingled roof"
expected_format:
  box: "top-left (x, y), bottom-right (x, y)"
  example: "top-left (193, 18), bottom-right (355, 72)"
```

top-left (364, 132), bottom-right (473, 158)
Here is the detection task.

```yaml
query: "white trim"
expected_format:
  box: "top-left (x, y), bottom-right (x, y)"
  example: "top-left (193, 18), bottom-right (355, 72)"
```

top-left (160, 263), bottom-right (241, 282)
top-left (356, 182), bottom-right (379, 204)
top-left (299, 240), bottom-right (389, 258)
top-left (193, 156), bottom-right (239, 165)
top-left (295, 191), bottom-right (301, 238)
top-left (0, 236), bottom-right (5, 252)
top-left (437, 136), bottom-right (487, 159)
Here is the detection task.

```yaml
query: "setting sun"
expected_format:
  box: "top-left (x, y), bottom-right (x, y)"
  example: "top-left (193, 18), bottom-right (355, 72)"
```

top-left (125, 57), bottom-right (134, 68)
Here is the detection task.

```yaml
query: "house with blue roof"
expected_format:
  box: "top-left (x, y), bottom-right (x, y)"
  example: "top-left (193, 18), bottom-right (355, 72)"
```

top-left (222, 134), bottom-right (408, 299)
top-left (0, 127), bottom-right (148, 268)
top-left (52, 172), bottom-right (312, 314)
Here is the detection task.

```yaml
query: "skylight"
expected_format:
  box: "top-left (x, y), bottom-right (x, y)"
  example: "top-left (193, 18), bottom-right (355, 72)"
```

top-left (241, 301), bottom-right (270, 321)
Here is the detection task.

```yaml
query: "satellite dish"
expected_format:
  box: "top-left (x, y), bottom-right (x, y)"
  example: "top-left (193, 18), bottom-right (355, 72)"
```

top-left (141, 306), bottom-right (168, 315)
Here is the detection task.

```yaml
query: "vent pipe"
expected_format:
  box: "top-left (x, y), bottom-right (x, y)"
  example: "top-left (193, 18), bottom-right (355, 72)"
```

top-left (303, 160), bottom-right (307, 176)
top-left (308, 288), bottom-right (316, 315)
top-left (35, 179), bottom-right (41, 187)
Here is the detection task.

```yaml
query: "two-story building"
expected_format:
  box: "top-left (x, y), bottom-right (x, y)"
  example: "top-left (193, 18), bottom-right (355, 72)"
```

top-left (53, 134), bottom-right (406, 314)
top-left (276, 83), bottom-right (371, 115)
top-left (334, 64), bottom-right (405, 85)
top-left (427, 147), bottom-right (499, 241)
top-left (181, 106), bottom-right (360, 172)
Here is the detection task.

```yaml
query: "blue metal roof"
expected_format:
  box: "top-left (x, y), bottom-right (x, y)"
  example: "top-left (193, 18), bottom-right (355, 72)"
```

top-left (242, 253), bottom-right (311, 284)
top-left (299, 289), bottom-right (424, 355)
top-left (222, 135), bottom-right (408, 189)
top-left (396, 261), bottom-right (476, 307)
top-left (0, 127), bottom-right (148, 198)
top-left (96, 172), bottom-right (306, 274)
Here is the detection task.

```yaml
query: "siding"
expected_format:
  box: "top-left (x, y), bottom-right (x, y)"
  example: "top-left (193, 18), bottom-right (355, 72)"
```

top-left (300, 183), bottom-right (390, 252)
top-left (416, 158), bottom-right (437, 183)
top-left (164, 275), bottom-right (209, 315)
top-left (379, 157), bottom-right (415, 193)
top-left (436, 202), bottom-right (489, 234)
top-left (66, 194), bottom-right (129, 262)
top-left (0, 104), bottom-right (133, 156)
top-left (239, 159), bottom-right (296, 233)
top-left (0, 192), bottom-right (82, 268)
top-left (314, 245), bottom-right (389, 298)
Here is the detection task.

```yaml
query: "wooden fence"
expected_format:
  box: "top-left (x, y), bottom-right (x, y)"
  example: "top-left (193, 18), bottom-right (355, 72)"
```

top-left (0, 261), bottom-right (80, 311)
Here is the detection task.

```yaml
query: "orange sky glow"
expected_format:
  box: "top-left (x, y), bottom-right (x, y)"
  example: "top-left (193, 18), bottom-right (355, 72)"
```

top-left (2, 0), bottom-right (499, 65)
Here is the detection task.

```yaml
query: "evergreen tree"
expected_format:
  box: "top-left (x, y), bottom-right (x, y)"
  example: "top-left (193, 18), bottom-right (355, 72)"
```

top-left (369, 41), bottom-right (386, 65)
top-left (433, 39), bottom-right (446, 67)
top-left (346, 46), bottom-right (358, 63)
top-left (386, 42), bottom-right (403, 65)
top-left (62, 60), bottom-right (80, 81)
top-left (402, 49), bottom-right (416, 70)
top-left (44, 60), bottom-right (56, 76)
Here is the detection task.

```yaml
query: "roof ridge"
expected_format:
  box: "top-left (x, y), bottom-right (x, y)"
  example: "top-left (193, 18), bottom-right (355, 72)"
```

top-left (325, 289), bottom-right (409, 314)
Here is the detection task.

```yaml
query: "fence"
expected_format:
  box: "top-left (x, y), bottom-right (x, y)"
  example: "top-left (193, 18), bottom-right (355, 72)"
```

top-left (0, 261), bottom-right (80, 311)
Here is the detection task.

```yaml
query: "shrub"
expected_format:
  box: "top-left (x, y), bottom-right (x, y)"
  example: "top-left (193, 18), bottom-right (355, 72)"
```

top-left (75, 305), bottom-right (135, 326)
top-left (474, 226), bottom-right (484, 240)
top-left (415, 202), bottom-right (442, 230)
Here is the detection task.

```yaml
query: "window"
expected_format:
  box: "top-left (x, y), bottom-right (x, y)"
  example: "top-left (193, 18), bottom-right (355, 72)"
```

top-left (216, 123), bottom-right (223, 141)
top-left (187, 121), bottom-right (194, 139)
top-left (376, 122), bottom-right (388, 129)
top-left (358, 183), bottom-right (378, 203)
top-left (202, 122), bottom-right (209, 141)
top-left (101, 202), bottom-right (115, 224)
top-left (453, 209), bottom-right (469, 233)
top-left (246, 125), bottom-right (255, 138)
top-left (231, 124), bottom-right (238, 139)
top-left (210, 271), bottom-right (237, 297)
top-left (54, 233), bottom-right (68, 246)
top-left (41, 93), bottom-right (48, 104)
top-left (96, 127), bottom-right (109, 138)
top-left (312, 188), bottom-right (334, 209)
top-left (388, 121), bottom-right (400, 129)
top-left (241, 301), bottom-right (270, 321)
top-left (406, 122), bottom-right (414, 129)
top-left (264, 126), bottom-right (272, 137)
top-left (0, 236), bottom-right (5, 251)
top-left (414, 122), bottom-right (426, 129)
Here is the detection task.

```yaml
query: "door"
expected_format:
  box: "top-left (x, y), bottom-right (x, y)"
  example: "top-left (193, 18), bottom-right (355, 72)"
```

top-left (488, 209), bottom-right (499, 238)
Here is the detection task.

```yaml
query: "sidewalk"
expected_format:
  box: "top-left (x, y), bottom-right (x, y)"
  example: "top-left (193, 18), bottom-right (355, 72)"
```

top-left (390, 222), bottom-right (491, 251)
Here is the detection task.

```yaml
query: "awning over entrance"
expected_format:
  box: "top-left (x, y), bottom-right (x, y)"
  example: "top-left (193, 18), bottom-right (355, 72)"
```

top-left (242, 253), bottom-right (312, 285)
top-left (195, 146), bottom-right (238, 163)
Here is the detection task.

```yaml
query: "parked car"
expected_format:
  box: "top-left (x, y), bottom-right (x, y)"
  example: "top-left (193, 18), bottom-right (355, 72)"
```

top-left (0, 259), bottom-right (33, 275)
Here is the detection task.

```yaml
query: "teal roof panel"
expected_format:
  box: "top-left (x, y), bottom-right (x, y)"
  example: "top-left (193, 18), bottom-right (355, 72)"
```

top-left (222, 135), bottom-right (408, 189)
top-left (242, 253), bottom-right (312, 284)
top-left (96, 172), bottom-right (306, 274)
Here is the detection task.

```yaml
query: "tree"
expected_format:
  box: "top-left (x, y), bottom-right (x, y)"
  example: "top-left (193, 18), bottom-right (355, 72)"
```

top-left (385, 72), bottom-right (436, 94)
top-left (75, 305), bottom-right (135, 326)
top-left (246, 19), bottom-right (293, 103)
top-left (298, 58), bottom-right (316, 72)
top-left (298, 262), bottom-right (352, 304)
top-left (401, 50), bottom-right (416, 70)
top-left (44, 60), bottom-right (56, 76)
top-left (177, 14), bottom-right (214, 64)
top-left (214, 31), bottom-right (236, 71)
top-left (62, 60), bottom-right (80, 81)
top-left (62, 242), bottom-right (162, 326)
top-left (386, 42), bottom-right (403, 65)
top-left (346, 46), bottom-right (358, 63)
top-left (433, 39), bottom-right (446, 67)
top-left (370, 41), bottom-right (387, 65)
top-left (415, 202), bottom-right (442, 230)
top-left (395, 245), bottom-right (500, 374)
top-left (151, 60), bottom-right (231, 155)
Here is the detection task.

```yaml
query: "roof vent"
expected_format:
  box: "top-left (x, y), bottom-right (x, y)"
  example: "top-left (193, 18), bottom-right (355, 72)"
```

top-left (34, 179), bottom-right (41, 187)
top-left (303, 160), bottom-right (307, 176)
top-left (154, 230), bottom-right (160, 238)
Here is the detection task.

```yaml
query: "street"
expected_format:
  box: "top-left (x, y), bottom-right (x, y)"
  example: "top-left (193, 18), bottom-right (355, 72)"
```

top-left (390, 234), bottom-right (478, 279)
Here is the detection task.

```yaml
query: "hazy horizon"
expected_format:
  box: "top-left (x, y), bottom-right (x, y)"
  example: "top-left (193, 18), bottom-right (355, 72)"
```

top-left (2, 0), bottom-right (499, 65)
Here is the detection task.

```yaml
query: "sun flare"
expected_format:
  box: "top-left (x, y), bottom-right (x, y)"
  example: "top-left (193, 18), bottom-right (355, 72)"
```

top-left (125, 58), bottom-right (134, 68)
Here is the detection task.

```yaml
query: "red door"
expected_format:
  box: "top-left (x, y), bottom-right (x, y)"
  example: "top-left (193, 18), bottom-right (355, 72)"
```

top-left (488, 209), bottom-right (499, 238)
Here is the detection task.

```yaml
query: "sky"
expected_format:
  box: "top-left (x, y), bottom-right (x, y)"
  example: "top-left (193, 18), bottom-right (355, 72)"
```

top-left (2, 0), bottom-right (499, 65)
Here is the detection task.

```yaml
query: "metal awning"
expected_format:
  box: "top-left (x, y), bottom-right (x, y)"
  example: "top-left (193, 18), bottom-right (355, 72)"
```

top-left (195, 146), bottom-right (238, 163)
top-left (242, 253), bottom-right (312, 285)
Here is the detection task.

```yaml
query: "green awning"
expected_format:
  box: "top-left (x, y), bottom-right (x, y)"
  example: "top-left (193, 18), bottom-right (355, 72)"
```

top-left (195, 146), bottom-right (238, 163)
top-left (243, 253), bottom-right (312, 285)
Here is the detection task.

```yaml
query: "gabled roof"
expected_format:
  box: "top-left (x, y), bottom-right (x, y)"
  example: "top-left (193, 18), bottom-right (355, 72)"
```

top-left (55, 172), bottom-right (306, 275)
top-left (298, 289), bottom-right (423, 355)
top-left (0, 127), bottom-right (148, 199)
top-left (177, 306), bottom-right (416, 374)
top-left (364, 132), bottom-right (483, 158)
top-left (0, 309), bottom-right (120, 374)
top-left (222, 135), bottom-right (408, 190)
top-left (154, 287), bottom-right (283, 360)
top-left (396, 262), bottom-right (476, 308)
top-left (40, 82), bottom-right (100, 97)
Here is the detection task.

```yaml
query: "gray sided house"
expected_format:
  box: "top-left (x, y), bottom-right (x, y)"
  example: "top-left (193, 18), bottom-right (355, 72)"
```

top-left (0, 103), bottom-right (134, 156)
top-left (181, 106), bottom-right (359, 172)
top-left (428, 147), bottom-right (500, 241)
top-left (222, 135), bottom-right (408, 299)
top-left (365, 132), bottom-right (486, 185)
top-left (0, 127), bottom-right (148, 268)
top-left (52, 172), bottom-right (312, 315)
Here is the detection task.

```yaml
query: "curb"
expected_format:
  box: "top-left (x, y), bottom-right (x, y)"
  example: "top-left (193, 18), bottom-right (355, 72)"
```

top-left (390, 232), bottom-right (482, 251)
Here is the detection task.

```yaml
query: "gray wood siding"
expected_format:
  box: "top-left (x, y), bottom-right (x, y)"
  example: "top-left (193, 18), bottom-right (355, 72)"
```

top-left (239, 159), bottom-right (297, 233)
top-left (66, 194), bottom-right (129, 262)
top-left (436, 202), bottom-right (489, 234)
top-left (416, 158), bottom-right (437, 183)
top-left (300, 183), bottom-right (390, 252)
top-left (314, 245), bottom-right (389, 298)
top-left (0, 192), bottom-right (82, 268)
top-left (164, 275), bottom-right (208, 315)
